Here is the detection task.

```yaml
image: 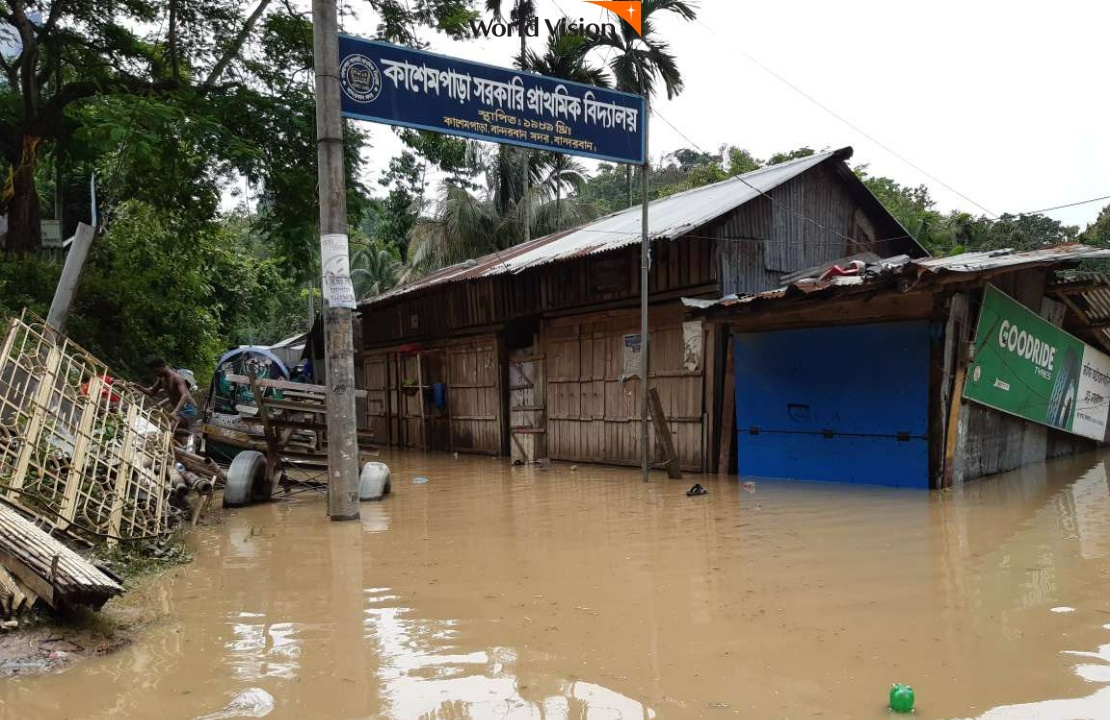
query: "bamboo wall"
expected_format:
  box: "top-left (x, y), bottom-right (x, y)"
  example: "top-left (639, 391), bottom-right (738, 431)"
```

top-left (544, 304), bottom-right (707, 472)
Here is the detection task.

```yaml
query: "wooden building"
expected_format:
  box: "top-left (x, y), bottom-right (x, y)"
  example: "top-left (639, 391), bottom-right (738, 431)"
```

top-left (356, 147), bottom-right (926, 471)
top-left (688, 245), bottom-right (1110, 487)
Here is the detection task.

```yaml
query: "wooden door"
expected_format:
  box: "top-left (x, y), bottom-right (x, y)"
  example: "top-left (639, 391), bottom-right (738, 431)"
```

top-left (447, 336), bottom-right (502, 454)
top-left (509, 347), bottom-right (546, 463)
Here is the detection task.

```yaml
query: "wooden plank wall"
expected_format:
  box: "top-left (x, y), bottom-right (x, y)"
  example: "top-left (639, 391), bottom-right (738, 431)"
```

top-left (362, 237), bottom-right (719, 349)
top-left (361, 348), bottom-right (454, 453)
top-left (446, 336), bottom-right (503, 455)
top-left (717, 163), bottom-right (880, 297)
top-left (362, 353), bottom-right (390, 443)
top-left (544, 304), bottom-right (706, 471)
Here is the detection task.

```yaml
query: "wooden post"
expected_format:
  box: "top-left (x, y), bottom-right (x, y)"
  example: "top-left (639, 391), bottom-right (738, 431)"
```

top-left (312, 0), bottom-right (359, 521)
top-left (46, 222), bottom-right (94, 333)
top-left (943, 357), bottom-right (968, 488)
top-left (648, 388), bottom-right (682, 479)
top-left (639, 99), bottom-right (650, 483)
top-left (718, 335), bottom-right (736, 476)
top-left (416, 352), bottom-right (427, 451)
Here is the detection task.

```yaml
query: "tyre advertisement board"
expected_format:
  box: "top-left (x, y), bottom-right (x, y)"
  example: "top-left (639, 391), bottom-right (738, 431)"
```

top-left (963, 285), bottom-right (1110, 440)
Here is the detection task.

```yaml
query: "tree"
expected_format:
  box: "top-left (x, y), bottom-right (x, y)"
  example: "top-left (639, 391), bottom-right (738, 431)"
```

top-left (484, 0), bottom-right (536, 68)
top-left (406, 147), bottom-right (598, 276)
top-left (589, 0), bottom-right (698, 206)
top-left (0, 0), bottom-right (478, 255)
top-left (537, 152), bottom-right (589, 227)
top-left (0, 0), bottom-right (272, 253)
top-left (525, 27), bottom-right (611, 87)
top-left (767, 147), bottom-right (816, 166)
top-left (350, 240), bottom-right (403, 300)
top-left (1080, 204), bottom-right (1110, 246)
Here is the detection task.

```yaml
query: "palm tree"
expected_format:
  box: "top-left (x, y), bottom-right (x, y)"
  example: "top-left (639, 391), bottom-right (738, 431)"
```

top-left (405, 149), bottom-right (599, 277)
top-left (485, 0), bottom-right (536, 69)
top-left (525, 24), bottom-right (608, 229)
top-left (590, 0), bottom-right (698, 206)
top-left (350, 241), bottom-right (403, 300)
top-left (525, 28), bottom-right (611, 87)
top-left (536, 152), bottom-right (589, 228)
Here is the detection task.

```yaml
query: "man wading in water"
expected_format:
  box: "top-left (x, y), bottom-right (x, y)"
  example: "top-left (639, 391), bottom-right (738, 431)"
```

top-left (138, 357), bottom-right (197, 430)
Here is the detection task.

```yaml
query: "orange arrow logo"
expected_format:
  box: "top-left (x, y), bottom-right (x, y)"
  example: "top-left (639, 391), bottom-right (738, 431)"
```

top-left (585, 1), bottom-right (642, 36)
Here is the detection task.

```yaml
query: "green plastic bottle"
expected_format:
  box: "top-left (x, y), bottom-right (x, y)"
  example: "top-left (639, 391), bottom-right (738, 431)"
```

top-left (890, 684), bottom-right (915, 713)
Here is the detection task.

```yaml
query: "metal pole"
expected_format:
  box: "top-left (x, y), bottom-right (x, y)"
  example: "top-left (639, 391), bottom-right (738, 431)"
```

top-left (519, 29), bottom-right (530, 244)
top-left (312, 0), bottom-right (360, 521)
top-left (47, 222), bottom-right (94, 333)
top-left (89, 173), bottom-right (97, 230)
top-left (640, 102), bottom-right (650, 483)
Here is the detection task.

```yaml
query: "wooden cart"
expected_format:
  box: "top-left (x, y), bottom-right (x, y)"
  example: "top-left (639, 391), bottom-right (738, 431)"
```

top-left (201, 372), bottom-right (378, 507)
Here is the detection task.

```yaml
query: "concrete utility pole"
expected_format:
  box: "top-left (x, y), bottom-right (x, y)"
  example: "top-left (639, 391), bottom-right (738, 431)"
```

top-left (312, 0), bottom-right (360, 521)
top-left (640, 103), bottom-right (650, 483)
top-left (47, 222), bottom-right (95, 334)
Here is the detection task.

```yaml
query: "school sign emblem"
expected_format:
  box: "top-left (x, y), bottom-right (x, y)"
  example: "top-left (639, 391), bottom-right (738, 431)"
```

top-left (340, 54), bottom-right (382, 103)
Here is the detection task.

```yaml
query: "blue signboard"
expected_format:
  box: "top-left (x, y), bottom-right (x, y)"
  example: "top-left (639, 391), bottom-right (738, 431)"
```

top-left (337, 35), bottom-right (646, 165)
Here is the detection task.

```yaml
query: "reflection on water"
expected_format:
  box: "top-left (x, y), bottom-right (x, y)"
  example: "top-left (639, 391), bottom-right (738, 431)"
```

top-left (363, 588), bottom-right (654, 719)
top-left (2, 451), bottom-right (1110, 719)
top-left (954, 630), bottom-right (1110, 720)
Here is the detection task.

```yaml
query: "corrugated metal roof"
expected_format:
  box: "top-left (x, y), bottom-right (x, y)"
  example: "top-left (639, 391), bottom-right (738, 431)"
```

top-left (686, 244), bottom-right (1110, 315)
top-left (365, 148), bottom-right (849, 305)
top-left (916, 244), bottom-right (1110, 272)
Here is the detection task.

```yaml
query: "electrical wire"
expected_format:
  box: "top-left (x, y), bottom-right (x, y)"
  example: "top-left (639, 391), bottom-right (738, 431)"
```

top-left (651, 110), bottom-right (916, 252)
top-left (1016, 194), bottom-right (1110, 217)
top-left (691, 17), bottom-right (998, 218)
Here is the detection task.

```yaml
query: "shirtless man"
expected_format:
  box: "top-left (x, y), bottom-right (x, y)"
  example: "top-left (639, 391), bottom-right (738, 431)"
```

top-left (138, 357), bottom-right (197, 430)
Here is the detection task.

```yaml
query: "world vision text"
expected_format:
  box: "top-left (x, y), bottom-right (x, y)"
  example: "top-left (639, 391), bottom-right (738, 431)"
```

top-left (468, 17), bottom-right (619, 41)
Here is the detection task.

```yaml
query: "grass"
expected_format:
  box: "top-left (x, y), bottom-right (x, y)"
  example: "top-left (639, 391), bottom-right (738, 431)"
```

top-left (89, 528), bottom-right (195, 588)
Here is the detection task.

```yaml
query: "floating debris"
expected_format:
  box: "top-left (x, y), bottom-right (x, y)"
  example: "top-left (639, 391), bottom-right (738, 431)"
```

top-left (196, 687), bottom-right (275, 719)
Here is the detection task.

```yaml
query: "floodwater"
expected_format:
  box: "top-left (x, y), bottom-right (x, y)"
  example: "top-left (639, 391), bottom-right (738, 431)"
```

top-left (4, 452), bottom-right (1110, 720)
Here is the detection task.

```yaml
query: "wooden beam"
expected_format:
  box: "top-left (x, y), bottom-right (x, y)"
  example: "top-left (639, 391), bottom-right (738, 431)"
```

top-left (648, 388), bottom-right (682, 480)
top-left (1047, 279), bottom-right (1106, 295)
top-left (943, 354), bottom-right (968, 488)
top-left (718, 337), bottom-right (736, 476)
top-left (724, 292), bottom-right (935, 332)
top-left (224, 373), bottom-right (368, 398)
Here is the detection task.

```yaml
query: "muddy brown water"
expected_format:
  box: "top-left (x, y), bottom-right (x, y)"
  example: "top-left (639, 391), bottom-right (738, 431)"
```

top-left (4, 452), bottom-right (1110, 720)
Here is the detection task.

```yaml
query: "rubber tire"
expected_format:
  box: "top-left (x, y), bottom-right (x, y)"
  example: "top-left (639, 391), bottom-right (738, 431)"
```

top-left (223, 451), bottom-right (271, 508)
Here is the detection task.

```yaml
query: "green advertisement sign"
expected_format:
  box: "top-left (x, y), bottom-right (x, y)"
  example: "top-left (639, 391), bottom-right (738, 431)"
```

top-left (964, 285), bottom-right (1110, 441)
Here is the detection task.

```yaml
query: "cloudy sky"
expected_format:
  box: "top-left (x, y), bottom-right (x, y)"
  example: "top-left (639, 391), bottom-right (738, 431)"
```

top-left (344, 0), bottom-right (1110, 229)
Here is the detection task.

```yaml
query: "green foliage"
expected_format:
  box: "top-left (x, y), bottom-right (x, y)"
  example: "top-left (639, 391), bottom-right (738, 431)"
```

top-left (0, 203), bottom-right (308, 383)
top-left (407, 147), bottom-right (599, 275)
top-left (351, 239), bottom-right (404, 299)
top-left (767, 147), bottom-right (815, 166)
top-left (855, 165), bottom-right (1081, 256)
top-left (590, 0), bottom-right (698, 100)
top-left (1079, 204), bottom-right (1110, 246)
